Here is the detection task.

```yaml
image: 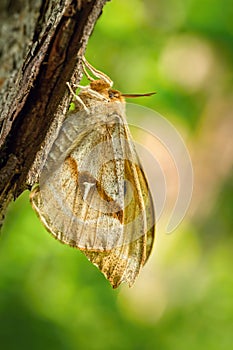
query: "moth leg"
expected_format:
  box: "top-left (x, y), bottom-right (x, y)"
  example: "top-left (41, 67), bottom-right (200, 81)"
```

top-left (73, 84), bottom-right (89, 89)
top-left (85, 88), bottom-right (109, 101)
top-left (82, 56), bottom-right (113, 87)
top-left (66, 82), bottom-right (89, 113)
top-left (74, 83), bottom-right (109, 102)
top-left (82, 64), bottom-right (95, 82)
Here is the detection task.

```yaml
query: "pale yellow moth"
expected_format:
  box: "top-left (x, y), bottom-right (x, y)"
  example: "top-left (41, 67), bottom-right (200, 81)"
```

top-left (30, 58), bottom-right (155, 288)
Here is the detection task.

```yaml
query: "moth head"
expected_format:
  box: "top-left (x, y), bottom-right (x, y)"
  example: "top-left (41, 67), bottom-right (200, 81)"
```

top-left (89, 79), bottom-right (125, 102)
top-left (108, 89), bottom-right (125, 102)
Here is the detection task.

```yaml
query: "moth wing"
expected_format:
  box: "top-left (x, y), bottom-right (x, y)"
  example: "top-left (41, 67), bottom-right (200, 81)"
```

top-left (31, 108), bottom-right (126, 251)
top-left (83, 135), bottom-right (155, 288)
top-left (30, 105), bottom-right (155, 287)
top-left (84, 186), bottom-right (155, 288)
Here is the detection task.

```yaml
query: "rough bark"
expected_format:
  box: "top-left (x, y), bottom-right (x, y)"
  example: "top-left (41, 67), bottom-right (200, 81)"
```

top-left (0, 0), bottom-right (109, 227)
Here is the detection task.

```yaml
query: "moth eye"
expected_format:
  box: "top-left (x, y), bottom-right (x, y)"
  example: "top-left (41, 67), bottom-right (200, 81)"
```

top-left (108, 90), bottom-right (120, 99)
top-left (108, 90), bottom-right (115, 98)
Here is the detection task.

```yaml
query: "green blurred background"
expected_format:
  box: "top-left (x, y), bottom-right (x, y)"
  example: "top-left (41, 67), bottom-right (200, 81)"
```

top-left (1, 0), bottom-right (233, 349)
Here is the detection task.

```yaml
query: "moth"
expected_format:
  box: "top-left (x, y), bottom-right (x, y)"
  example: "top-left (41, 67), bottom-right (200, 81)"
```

top-left (30, 57), bottom-right (155, 288)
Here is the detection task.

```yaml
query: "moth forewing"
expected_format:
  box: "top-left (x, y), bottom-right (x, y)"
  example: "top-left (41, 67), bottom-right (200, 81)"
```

top-left (30, 58), bottom-right (155, 288)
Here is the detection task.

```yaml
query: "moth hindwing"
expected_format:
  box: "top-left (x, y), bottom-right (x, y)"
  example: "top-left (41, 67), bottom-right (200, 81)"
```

top-left (30, 58), bottom-right (155, 288)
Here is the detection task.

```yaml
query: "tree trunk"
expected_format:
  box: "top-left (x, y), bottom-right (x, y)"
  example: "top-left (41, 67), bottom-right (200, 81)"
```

top-left (0, 0), bottom-right (108, 227)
